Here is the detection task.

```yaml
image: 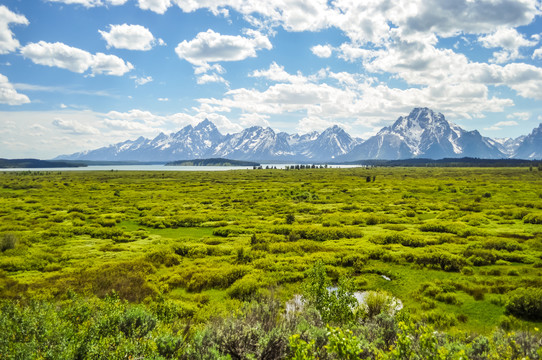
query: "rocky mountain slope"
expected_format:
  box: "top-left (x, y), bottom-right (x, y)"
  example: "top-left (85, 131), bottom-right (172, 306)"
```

top-left (57, 108), bottom-right (542, 161)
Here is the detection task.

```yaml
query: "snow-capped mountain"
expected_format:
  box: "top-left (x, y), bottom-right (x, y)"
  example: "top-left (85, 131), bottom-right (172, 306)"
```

top-left (213, 126), bottom-right (295, 161)
top-left (487, 136), bottom-right (525, 158)
top-left (60, 119), bottom-right (225, 161)
top-left (304, 125), bottom-right (358, 160)
top-left (514, 123), bottom-right (542, 159)
top-left (342, 108), bottom-right (504, 160)
top-left (56, 108), bottom-right (542, 162)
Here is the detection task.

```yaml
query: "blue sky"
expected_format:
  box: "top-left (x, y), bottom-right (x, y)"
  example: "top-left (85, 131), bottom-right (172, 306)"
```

top-left (0, 0), bottom-right (541, 158)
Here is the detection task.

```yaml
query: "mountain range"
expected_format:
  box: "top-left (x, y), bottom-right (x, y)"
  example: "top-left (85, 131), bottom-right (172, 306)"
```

top-left (56, 108), bottom-right (542, 162)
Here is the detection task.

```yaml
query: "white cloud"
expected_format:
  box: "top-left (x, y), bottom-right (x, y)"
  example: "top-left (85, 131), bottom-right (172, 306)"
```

top-left (239, 113), bottom-right (270, 128)
top-left (296, 116), bottom-right (345, 134)
top-left (507, 112), bottom-right (530, 121)
top-left (196, 73), bottom-right (228, 85)
top-left (158, 97), bottom-right (169, 101)
top-left (339, 35), bottom-right (542, 103)
top-left (137, 0), bottom-right (171, 14)
top-left (169, 0), bottom-right (539, 46)
top-left (479, 27), bottom-right (537, 50)
top-left (194, 63), bottom-right (225, 75)
top-left (47, 0), bottom-right (128, 7)
top-left (198, 63), bottom-right (515, 133)
top-left (91, 52), bottom-right (134, 76)
top-left (105, 109), bottom-right (166, 126)
top-left (250, 62), bottom-right (306, 84)
top-left (311, 44), bottom-right (332, 58)
top-left (20, 41), bottom-right (133, 76)
top-left (0, 73), bottom-right (30, 105)
top-left (0, 5), bottom-right (28, 54)
top-left (533, 48), bottom-right (542, 59)
top-left (13, 82), bottom-right (112, 97)
top-left (484, 120), bottom-right (519, 131)
top-left (52, 117), bottom-right (100, 135)
top-left (175, 29), bottom-right (272, 66)
top-left (479, 27), bottom-right (538, 63)
top-left (99, 24), bottom-right (158, 51)
top-left (21, 41), bottom-right (92, 73)
top-left (133, 75), bottom-right (153, 86)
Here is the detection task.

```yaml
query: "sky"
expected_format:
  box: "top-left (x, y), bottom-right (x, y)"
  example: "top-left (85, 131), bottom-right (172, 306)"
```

top-left (0, 0), bottom-right (542, 159)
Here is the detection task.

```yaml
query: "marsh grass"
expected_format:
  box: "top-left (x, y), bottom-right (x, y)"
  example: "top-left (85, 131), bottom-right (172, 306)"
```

top-left (0, 167), bottom-right (541, 336)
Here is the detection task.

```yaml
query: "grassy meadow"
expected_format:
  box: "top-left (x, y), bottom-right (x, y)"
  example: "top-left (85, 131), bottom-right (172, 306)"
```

top-left (1, 167), bottom-right (541, 359)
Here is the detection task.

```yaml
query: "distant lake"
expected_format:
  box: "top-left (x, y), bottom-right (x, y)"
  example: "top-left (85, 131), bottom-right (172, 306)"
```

top-left (1, 164), bottom-right (364, 172)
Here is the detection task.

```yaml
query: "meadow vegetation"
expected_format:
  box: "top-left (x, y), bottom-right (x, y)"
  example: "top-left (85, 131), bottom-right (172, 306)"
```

top-left (0, 167), bottom-right (541, 358)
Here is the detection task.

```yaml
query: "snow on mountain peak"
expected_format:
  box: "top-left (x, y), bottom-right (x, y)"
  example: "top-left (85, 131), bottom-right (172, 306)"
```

top-left (55, 109), bottom-right (542, 162)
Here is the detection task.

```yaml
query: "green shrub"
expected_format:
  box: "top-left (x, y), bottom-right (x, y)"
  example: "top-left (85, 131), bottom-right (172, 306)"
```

top-left (145, 249), bottom-right (181, 267)
top-left (119, 306), bottom-right (157, 338)
top-left (435, 292), bottom-right (461, 305)
top-left (372, 233), bottom-right (426, 247)
top-left (523, 213), bottom-right (542, 224)
top-left (505, 287), bottom-right (542, 320)
top-left (0, 233), bottom-right (17, 252)
top-left (302, 261), bottom-right (358, 324)
top-left (227, 275), bottom-right (261, 300)
top-left (363, 291), bottom-right (393, 318)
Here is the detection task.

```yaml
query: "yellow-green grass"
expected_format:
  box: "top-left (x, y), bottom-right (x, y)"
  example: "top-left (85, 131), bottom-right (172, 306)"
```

top-left (0, 167), bottom-right (541, 333)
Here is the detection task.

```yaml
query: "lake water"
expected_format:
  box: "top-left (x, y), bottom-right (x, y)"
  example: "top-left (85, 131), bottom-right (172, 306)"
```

top-left (1, 164), bottom-right (365, 172)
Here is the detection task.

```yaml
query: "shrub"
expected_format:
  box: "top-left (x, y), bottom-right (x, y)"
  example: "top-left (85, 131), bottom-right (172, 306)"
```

top-left (505, 287), bottom-right (542, 320)
top-left (90, 260), bottom-right (157, 301)
top-left (227, 275), bottom-right (261, 300)
top-left (286, 213), bottom-right (295, 224)
top-left (415, 251), bottom-right (466, 272)
top-left (0, 233), bottom-right (17, 252)
top-left (145, 249), bottom-right (181, 267)
top-left (302, 261), bottom-right (358, 324)
top-left (373, 233), bottom-right (426, 247)
top-left (435, 292), bottom-right (461, 305)
top-left (523, 213), bottom-right (542, 224)
top-left (119, 306), bottom-right (157, 338)
top-left (364, 291), bottom-right (393, 318)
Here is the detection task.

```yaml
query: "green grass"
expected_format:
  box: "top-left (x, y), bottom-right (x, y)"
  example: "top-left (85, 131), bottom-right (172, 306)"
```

top-left (0, 167), bottom-right (541, 334)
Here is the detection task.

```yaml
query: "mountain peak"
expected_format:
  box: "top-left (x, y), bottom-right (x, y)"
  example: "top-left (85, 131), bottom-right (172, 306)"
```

top-left (54, 107), bottom-right (542, 162)
top-left (194, 118), bottom-right (218, 131)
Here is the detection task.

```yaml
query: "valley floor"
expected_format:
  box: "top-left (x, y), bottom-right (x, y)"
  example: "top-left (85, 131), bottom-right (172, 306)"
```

top-left (0, 167), bottom-right (541, 358)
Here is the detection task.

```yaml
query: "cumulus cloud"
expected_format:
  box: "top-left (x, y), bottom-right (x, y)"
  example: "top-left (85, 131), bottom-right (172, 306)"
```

top-left (479, 27), bottom-right (538, 63)
top-left (311, 44), bottom-right (333, 58)
top-left (91, 52), bottom-right (134, 76)
top-left (105, 109), bottom-right (166, 126)
top-left (133, 75), bottom-right (153, 86)
top-left (20, 41), bottom-right (133, 76)
top-left (168, 0), bottom-right (539, 46)
top-left (197, 63), bottom-right (516, 133)
top-left (52, 117), bottom-right (100, 135)
top-left (479, 27), bottom-right (537, 50)
top-left (0, 73), bottom-right (30, 105)
top-left (533, 48), bottom-right (542, 59)
top-left (175, 29), bottom-right (272, 66)
top-left (194, 63), bottom-right (225, 75)
top-left (239, 113), bottom-right (270, 128)
top-left (0, 5), bottom-right (29, 54)
top-left (250, 62), bottom-right (306, 84)
top-left (100, 24), bottom-right (162, 50)
top-left (196, 73), bottom-right (228, 85)
top-left (137, 0), bottom-right (171, 14)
